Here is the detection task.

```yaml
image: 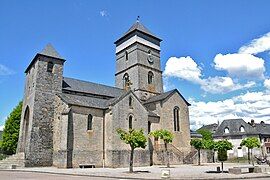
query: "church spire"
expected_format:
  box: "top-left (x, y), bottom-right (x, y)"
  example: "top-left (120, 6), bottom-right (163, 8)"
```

top-left (114, 19), bottom-right (161, 45)
top-left (39, 43), bottom-right (63, 59)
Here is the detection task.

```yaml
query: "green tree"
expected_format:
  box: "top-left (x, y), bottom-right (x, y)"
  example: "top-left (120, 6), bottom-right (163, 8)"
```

top-left (0, 101), bottom-right (22, 155)
top-left (240, 137), bottom-right (260, 165)
top-left (190, 138), bottom-right (204, 165)
top-left (197, 129), bottom-right (216, 162)
top-left (197, 129), bottom-right (213, 140)
top-left (215, 140), bottom-right (233, 172)
top-left (150, 129), bottom-right (173, 167)
top-left (116, 128), bottom-right (147, 172)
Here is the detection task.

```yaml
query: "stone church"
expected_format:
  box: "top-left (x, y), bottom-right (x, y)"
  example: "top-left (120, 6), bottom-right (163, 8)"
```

top-left (15, 21), bottom-right (191, 168)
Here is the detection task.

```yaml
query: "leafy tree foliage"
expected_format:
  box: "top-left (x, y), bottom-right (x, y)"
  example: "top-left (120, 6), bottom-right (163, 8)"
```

top-left (197, 129), bottom-right (217, 163)
top-left (197, 129), bottom-right (213, 140)
top-left (117, 128), bottom-right (147, 172)
top-left (150, 129), bottom-right (173, 167)
top-left (0, 101), bottom-right (22, 155)
top-left (215, 140), bottom-right (233, 172)
top-left (190, 138), bottom-right (204, 165)
top-left (240, 137), bottom-right (260, 165)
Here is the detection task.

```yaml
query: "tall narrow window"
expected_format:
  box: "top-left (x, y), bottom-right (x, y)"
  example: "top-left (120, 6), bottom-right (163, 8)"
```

top-left (47, 62), bottom-right (54, 72)
top-left (87, 114), bottom-right (93, 131)
top-left (125, 51), bottom-right (128, 61)
top-left (148, 71), bottom-right (154, 84)
top-left (123, 73), bottom-right (130, 88)
top-left (148, 121), bottom-right (151, 134)
top-left (129, 96), bottom-right (132, 107)
top-left (173, 107), bottom-right (180, 131)
top-left (129, 115), bottom-right (133, 129)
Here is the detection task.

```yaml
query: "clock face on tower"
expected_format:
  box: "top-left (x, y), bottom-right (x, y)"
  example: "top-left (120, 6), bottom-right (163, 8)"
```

top-left (147, 50), bottom-right (154, 64)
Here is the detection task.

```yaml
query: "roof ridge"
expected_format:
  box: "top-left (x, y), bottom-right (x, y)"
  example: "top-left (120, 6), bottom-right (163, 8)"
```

top-left (63, 77), bottom-right (124, 91)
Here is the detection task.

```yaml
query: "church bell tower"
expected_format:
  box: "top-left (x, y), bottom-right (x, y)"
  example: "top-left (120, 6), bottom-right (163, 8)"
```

top-left (114, 20), bottom-right (163, 101)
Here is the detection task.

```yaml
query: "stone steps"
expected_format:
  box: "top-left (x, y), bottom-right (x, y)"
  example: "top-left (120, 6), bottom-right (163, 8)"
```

top-left (0, 153), bottom-right (25, 169)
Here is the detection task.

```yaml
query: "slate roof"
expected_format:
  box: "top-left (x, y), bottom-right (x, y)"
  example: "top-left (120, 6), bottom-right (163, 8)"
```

top-left (40, 43), bottom-right (63, 59)
top-left (143, 89), bottom-right (190, 106)
top-left (25, 44), bottom-right (65, 73)
top-left (197, 123), bottom-right (218, 134)
top-left (115, 21), bottom-right (161, 44)
top-left (254, 123), bottom-right (270, 135)
top-left (190, 130), bottom-right (202, 138)
top-left (62, 77), bottom-right (124, 98)
top-left (123, 21), bottom-right (157, 39)
top-left (57, 93), bottom-right (108, 109)
top-left (214, 119), bottom-right (258, 137)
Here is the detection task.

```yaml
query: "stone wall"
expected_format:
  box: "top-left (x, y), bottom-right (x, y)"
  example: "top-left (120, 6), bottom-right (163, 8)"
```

top-left (17, 54), bottom-right (64, 167)
top-left (115, 42), bottom-right (163, 101)
top-left (105, 92), bottom-right (150, 167)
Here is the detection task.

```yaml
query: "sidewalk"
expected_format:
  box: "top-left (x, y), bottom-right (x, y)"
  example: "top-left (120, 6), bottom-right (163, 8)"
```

top-left (1, 163), bottom-right (270, 179)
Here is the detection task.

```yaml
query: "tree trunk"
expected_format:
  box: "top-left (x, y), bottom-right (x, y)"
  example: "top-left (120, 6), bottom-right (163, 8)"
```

top-left (130, 147), bottom-right (134, 173)
top-left (221, 161), bottom-right (224, 173)
top-left (212, 150), bottom-right (215, 163)
top-left (251, 149), bottom-right (254, 166)
top-left (164, 143), bottom-right (170, 168)
top-left (198, 149), bottom-right (201, 165)
top-left (248, 148), bottom-right (251, 164)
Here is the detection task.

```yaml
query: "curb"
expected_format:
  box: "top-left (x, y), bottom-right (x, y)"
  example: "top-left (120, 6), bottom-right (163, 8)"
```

top-left (1, 169), bottom-right (270, 180)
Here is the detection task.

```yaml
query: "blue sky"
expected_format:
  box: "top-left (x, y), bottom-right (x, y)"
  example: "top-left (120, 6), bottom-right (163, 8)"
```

top-left (1, 0), bottom-right (270, 129)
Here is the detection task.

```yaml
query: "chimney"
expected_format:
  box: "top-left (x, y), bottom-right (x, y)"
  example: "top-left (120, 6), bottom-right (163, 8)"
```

top-left (250, 119), bottom-right (255, 127)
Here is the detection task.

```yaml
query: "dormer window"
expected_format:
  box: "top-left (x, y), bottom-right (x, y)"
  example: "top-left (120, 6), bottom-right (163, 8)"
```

top-left (224, 127), bottom-right (229, 134)
top-left (240, 126), bottom-right (245, 132)
top-left (47, 62), bottom-right (54, 72)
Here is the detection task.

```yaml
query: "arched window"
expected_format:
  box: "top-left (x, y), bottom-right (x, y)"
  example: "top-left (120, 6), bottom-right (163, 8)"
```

top-left (47, 62), bottom-right (54, 72)
top-left (87, 114), bottom-right (93, 131)
top-left (129, 115), bottom-right (133, 129)
top-left (240, 126), bottom-right (245, 132)
top-left (224, 127), bottom-right (229, 134)
top-left (125, 51), bottom-right (128, 61)
top-left (148, 71), bottom-right (154, 84)
top-left (173, 106), bottom-right (180, 131)
top-left (123, 73), bottom-right (130, 88)
top-left (129, 96), bottom-right (132, 107)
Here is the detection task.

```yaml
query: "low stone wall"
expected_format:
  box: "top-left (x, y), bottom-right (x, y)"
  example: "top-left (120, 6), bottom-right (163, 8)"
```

top-left (106, 149), bottom-right (150, 168)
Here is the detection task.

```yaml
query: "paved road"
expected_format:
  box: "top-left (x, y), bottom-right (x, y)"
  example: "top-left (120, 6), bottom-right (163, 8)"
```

top-left (0, 171), bottom-right (116, 180)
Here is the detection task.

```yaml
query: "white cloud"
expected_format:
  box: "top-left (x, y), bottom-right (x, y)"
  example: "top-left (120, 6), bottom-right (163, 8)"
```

top-left (0, 64), bottom-right (15, 75)
top-left (264, 79), bottom-right (270, 89)
top-left (164, 56), bottom-right (202, 84)
top-left (201, 77), bottom-right (255, 94)
top-left (214, 53), bottom-right (265, 79)
top-left (0, 125), bottom-right (4, 131)
top-left (164, 56), bottom-right (255, 94)
top-left (239, 32), bottom-right (270, 55)
top-left (189, 91), bottom-right (270, 130)
top-left (100, 10), bottom-right (108, 17)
